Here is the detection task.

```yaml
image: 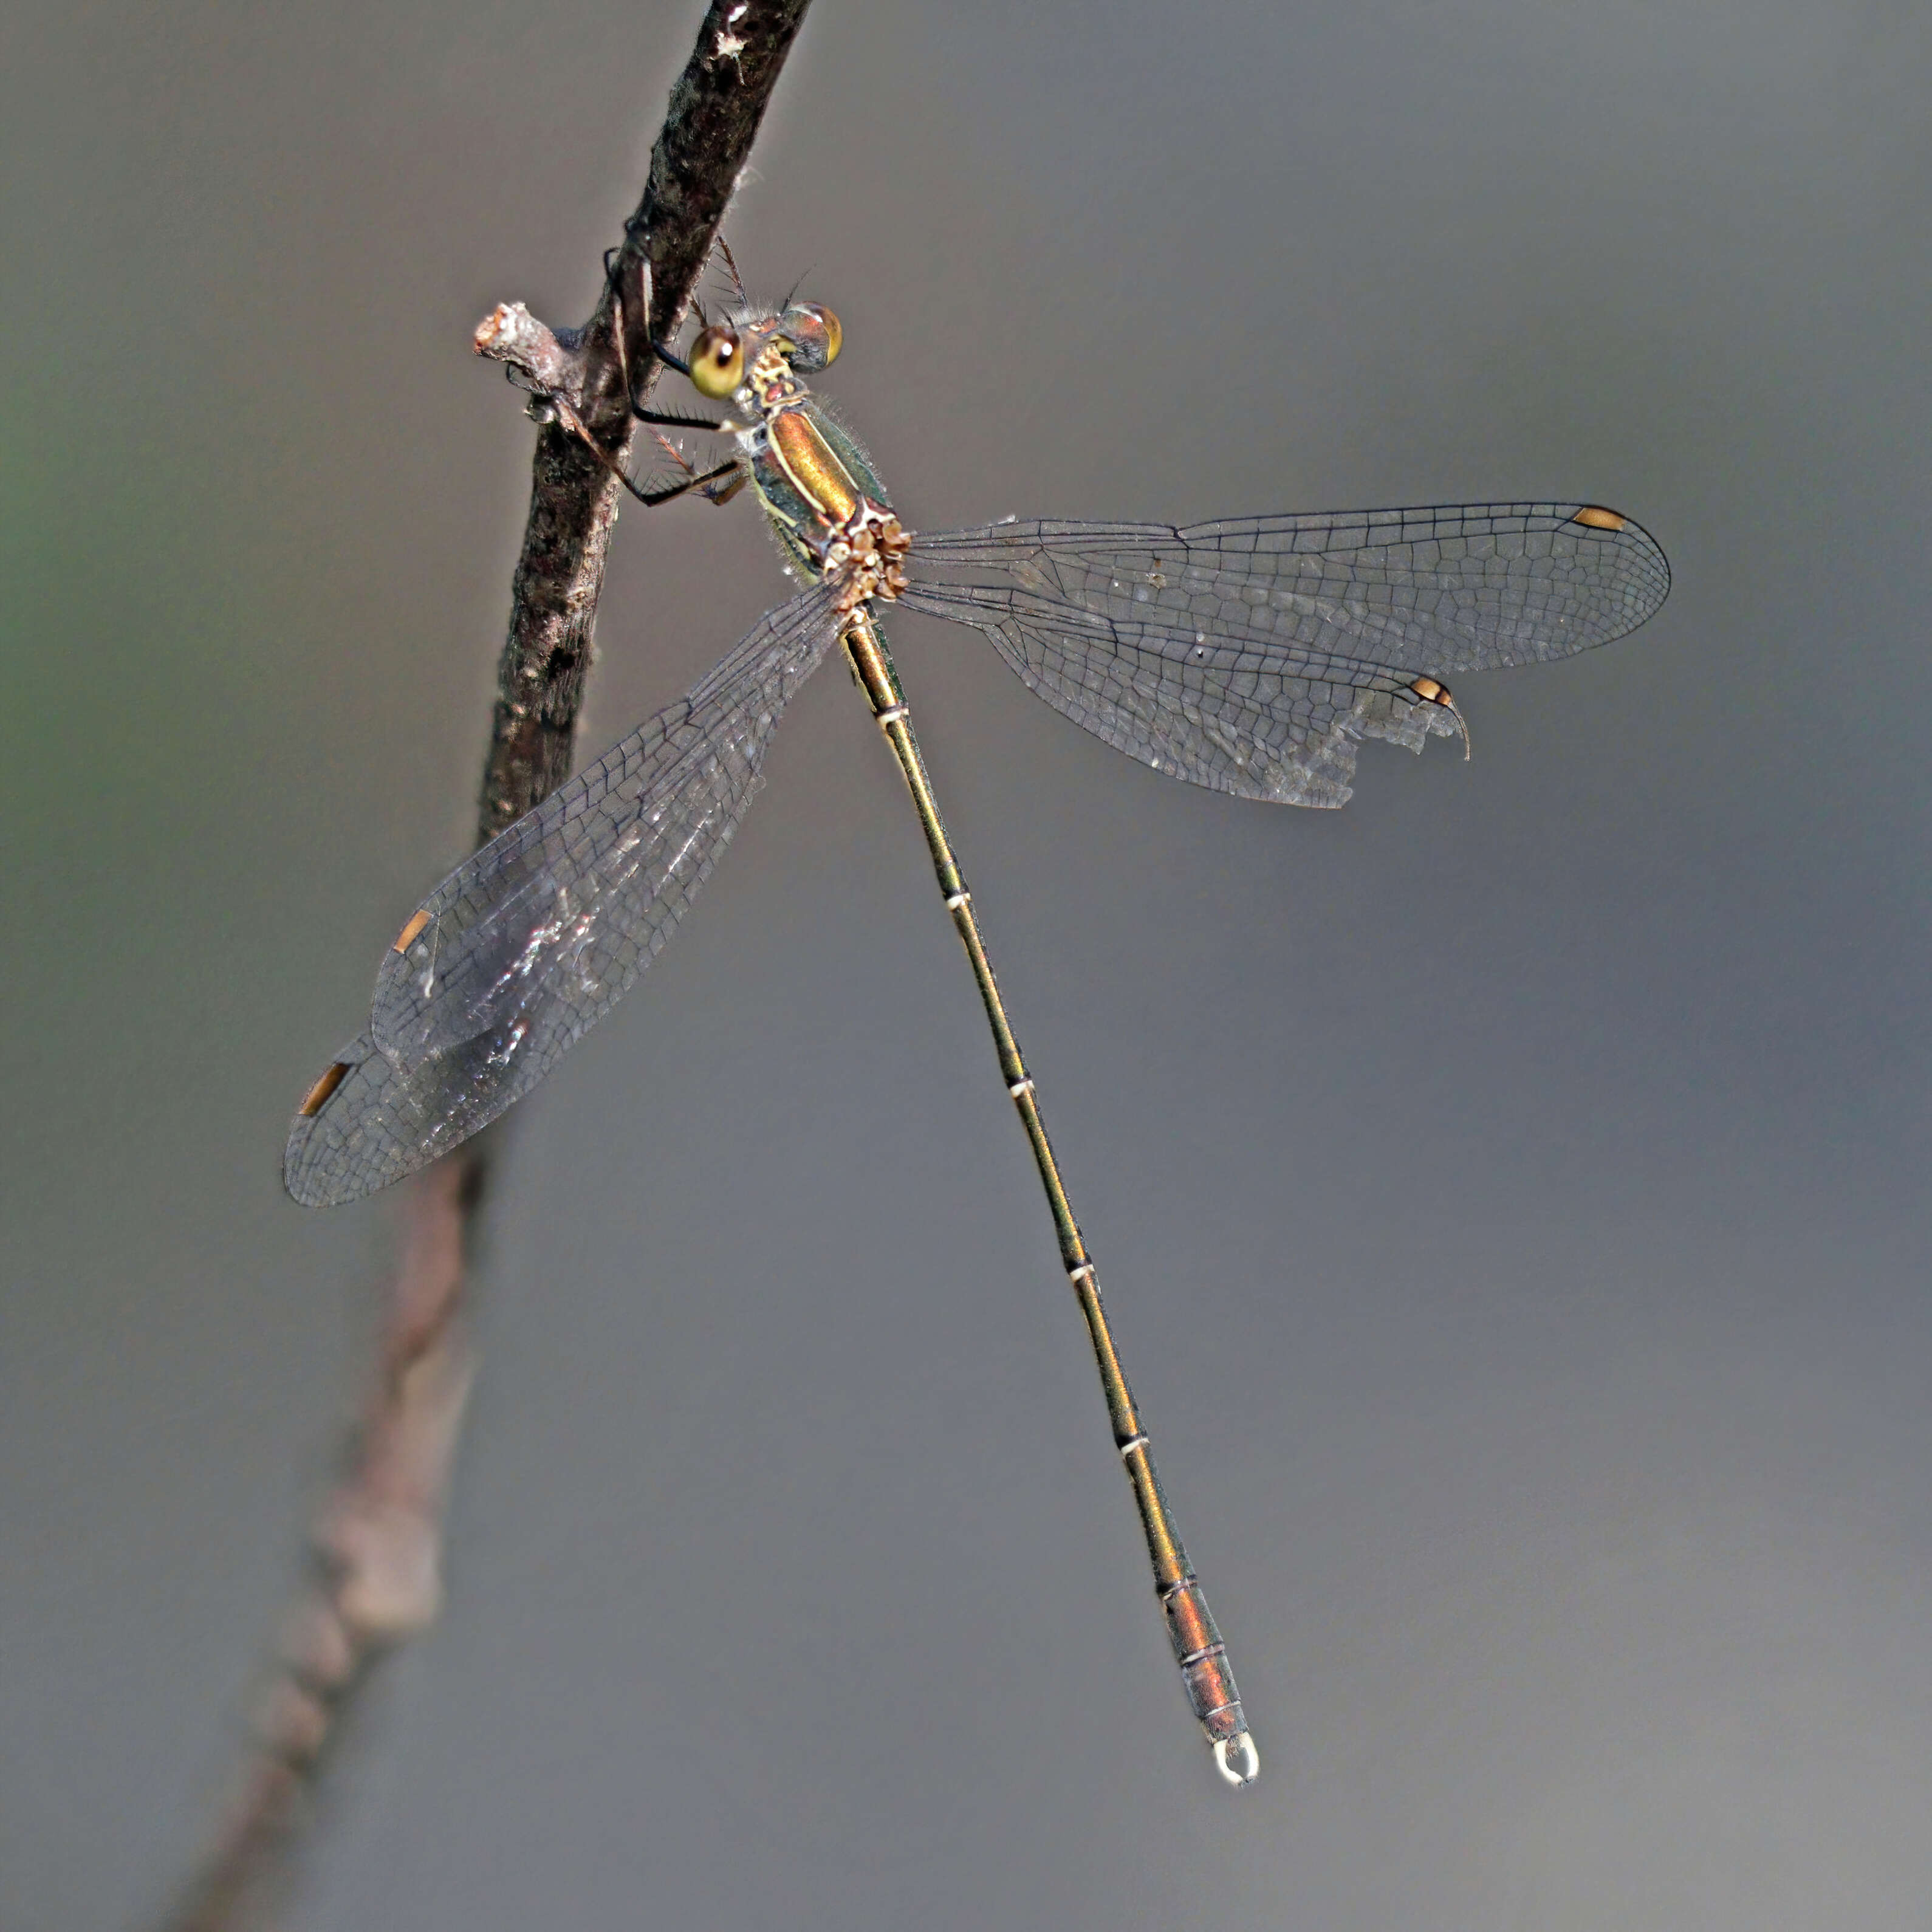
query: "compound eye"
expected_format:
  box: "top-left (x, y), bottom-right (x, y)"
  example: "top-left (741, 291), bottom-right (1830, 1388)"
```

top-left (688, 324), bottom-right (744, 398)
top-left (784, 303), bottom-right (841, 371)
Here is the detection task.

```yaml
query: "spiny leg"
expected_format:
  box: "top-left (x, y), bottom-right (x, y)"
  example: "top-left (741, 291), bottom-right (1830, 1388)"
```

top-left (628, 454), bottom-right (746, 509)
top-left (629, 426), bottom-right (746, 507)
top-left (601, 242), bottom-right (730, 438)
top-left (635, 408), bottom-right (730, 433)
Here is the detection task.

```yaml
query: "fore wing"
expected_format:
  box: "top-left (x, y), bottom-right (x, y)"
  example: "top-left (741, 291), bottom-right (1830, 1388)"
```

top-left (902, 502), bottom-right (1668, 806)
top-left (285, 583), bottom-right (843, 1206)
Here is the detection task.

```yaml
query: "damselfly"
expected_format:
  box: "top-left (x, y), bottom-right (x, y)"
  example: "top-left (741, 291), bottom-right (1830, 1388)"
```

top-left (286, 269), bottom-right (1670, 1785)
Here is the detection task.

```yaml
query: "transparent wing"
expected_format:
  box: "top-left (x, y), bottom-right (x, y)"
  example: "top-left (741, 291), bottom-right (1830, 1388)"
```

top-left (897, 577), bottom-right (1461, 806)
top-left (903, 502), bottom-right (1669, 806)
top-left (285, 583), bottom-right (844, 1207)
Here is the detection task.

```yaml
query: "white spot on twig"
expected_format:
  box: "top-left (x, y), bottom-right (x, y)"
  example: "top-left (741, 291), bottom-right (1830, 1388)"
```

top-left (713, 5), bottom-right (750, 75)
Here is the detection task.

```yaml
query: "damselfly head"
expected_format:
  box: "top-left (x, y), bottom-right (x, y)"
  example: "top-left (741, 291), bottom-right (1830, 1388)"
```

top-left (685, 302), bottom-right (839, 398)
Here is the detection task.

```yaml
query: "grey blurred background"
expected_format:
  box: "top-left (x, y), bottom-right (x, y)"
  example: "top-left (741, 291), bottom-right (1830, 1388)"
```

top-left (5, 0), bottom-right (1930, 1926)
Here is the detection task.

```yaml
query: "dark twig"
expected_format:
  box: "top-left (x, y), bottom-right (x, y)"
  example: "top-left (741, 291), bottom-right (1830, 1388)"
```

top-left (473, 0), bottom-right (813, 839)
top-left (161, 5), bottom-right (813, 1924)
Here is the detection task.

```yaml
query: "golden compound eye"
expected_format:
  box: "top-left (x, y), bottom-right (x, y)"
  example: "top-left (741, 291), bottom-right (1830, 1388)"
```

top-left (688, 324), bottom-right (744, 398)
top-left (806, 304), bottom-right (842, 366)
top-left (780, 303), bottom-right (841, 372)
